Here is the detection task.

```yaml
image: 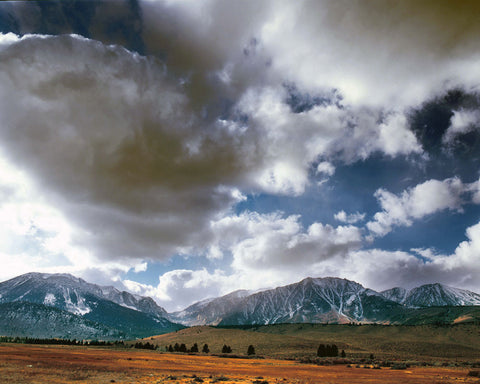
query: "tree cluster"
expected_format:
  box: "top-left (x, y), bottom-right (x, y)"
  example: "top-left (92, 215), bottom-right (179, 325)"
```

top-left (222, 344), bottom-right (232, 353)
top-left (134, 341), bottom-right (157, 350)
top-left (164, 342), bottom-right (256, 355)
top-left (167, 343), bottom-right (207, 353)
top-left (317, 344), bottom-right (339, 357)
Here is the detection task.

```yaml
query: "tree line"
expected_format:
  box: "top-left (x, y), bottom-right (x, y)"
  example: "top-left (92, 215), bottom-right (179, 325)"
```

top-left (165, 342), bottom-right (255, 355)
top-left (0, 336), bottom-right (125, 346)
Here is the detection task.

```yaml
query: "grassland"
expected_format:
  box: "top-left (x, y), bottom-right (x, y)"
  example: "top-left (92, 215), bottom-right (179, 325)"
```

top-left (144, 323), bottom-right (480, 362)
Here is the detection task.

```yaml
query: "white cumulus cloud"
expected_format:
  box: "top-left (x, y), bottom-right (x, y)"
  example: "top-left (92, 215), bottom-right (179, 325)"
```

top-left (367, 177), bottom-right (476, 238)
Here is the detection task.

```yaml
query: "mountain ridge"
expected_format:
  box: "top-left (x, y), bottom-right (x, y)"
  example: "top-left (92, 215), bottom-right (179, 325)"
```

top-left (171, 277), bottom-right (480, 326)
top-left (0, 272), bottom-right (182, 339)
top-left (1, 273), bottom-right (479, 338)
top-left (382, 283), bottom-right (480, 307)
top-left (0, 272), bottom-right (168, 317)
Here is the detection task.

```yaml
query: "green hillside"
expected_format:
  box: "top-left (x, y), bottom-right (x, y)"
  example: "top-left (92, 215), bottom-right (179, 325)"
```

top-left (143, 322), bottom-right (480, 361)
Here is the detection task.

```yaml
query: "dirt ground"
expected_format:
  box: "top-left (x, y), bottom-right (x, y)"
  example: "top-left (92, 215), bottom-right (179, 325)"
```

top-left (0, 343), bottom-right (477, 384)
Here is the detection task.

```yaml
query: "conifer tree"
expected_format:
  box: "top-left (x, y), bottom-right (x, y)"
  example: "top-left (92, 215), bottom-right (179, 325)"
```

top-left (332, 344), bottom-right (339, 357)
top-left (317, 344), bottom-right (326, 357)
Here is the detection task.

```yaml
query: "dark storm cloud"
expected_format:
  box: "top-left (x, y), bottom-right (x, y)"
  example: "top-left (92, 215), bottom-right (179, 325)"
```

top-left (0, 34), bottom-right (258, 261)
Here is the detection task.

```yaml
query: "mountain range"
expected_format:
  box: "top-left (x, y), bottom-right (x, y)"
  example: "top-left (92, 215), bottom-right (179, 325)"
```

top-left (0, 273), bottom-right (479, 340)
top-left (0, 272), bottom-right (182, 340)
top-left (170, 277), bottom-right (480, 326)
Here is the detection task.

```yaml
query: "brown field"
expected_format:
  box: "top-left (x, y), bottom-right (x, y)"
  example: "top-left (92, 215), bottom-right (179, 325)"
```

top-left (0, 343), bottom-right (479, 384)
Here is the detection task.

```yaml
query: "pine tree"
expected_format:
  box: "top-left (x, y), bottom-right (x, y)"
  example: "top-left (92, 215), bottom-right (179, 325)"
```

top-left (332, 344), bottom-right (339, 357)
top-left (247, 345), bottom-right (255, 355)
top-left (179, 343), bottom-right (187, 353)
top-left (191, 343), bottom-right (199, 353)
top-left (325, 344), bottom-right (333, 356)
top-left (174, 343), bottom-right (180, 352)
top-left (202, 343), bottom-right (210, 353)
top-left (317, 344), bottom-right (326, 357)
top-left (341, 349), bottom-right (346, 358)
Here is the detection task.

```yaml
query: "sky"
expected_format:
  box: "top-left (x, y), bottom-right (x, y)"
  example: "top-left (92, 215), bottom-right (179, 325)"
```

top-left (1, 0), bottom-right (480, 311)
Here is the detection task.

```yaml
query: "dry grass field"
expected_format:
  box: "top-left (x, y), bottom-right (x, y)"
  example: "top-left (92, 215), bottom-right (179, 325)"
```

top-left (0, 343), bottom-right (479, 384)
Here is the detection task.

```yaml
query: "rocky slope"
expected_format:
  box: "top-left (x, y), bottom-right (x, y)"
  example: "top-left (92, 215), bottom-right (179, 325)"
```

top-left (0, 302), bottom-right (124, 339)
top-left (381, 283), bottom-right (480, 307)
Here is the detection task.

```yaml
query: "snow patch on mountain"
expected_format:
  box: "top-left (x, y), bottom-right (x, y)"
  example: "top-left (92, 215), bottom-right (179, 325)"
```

top-left (43, 293), bottom-right (56, 306)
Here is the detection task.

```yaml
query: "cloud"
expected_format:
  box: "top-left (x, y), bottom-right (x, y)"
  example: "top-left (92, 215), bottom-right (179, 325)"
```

top-left (211, 211), bottom-right (362, 272)
top-left (346, 219), bottom-right (480, 292)
top-left (443, 108), bottom-right (480, 144)
top-left (316, 161), bottom-right (335, 176)
top-left (367, 177), bottom-right (477, 237)
top-left (139, 0), bottom-right (480, 163)
top-left (0, 32), bottom-right (425, 271)
top-left (141, 0), bottom-right (480, 109)
top-left (334, 210), bottom-right (365, 224)
top-left (0, 34), bottom-right (260, 262)
top-left (376, 113), bottom-right (422, 156)
top-left (123, 268), bottom-right (231, 311)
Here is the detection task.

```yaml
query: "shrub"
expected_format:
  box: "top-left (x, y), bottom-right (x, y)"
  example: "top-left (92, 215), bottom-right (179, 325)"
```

top-left (247, 345), bottom-right (255, 355)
